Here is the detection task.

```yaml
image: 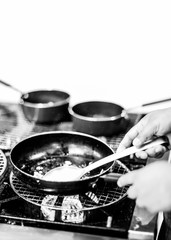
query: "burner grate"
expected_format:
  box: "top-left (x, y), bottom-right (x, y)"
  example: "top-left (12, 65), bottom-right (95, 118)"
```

top-left (0, 150), bottom-right (7, 180)
top-left (10, 160), bottom-right (129, 211)
top-left (0, 103), bottom-right (35, 150)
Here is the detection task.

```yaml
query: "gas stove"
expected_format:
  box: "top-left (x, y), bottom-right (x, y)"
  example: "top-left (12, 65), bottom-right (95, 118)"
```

top-left (0, 102), bottom-right (156, 239)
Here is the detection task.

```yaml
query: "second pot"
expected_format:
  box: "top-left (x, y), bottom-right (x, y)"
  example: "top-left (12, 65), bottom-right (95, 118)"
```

top-left (69, 101), bottom-right (129, 136)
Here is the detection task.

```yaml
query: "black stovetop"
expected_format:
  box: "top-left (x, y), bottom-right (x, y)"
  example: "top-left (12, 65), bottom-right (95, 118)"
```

top-left (0, 102), bottom-right (146, 239)
top-left (0, 171), bottom-right (135, 238)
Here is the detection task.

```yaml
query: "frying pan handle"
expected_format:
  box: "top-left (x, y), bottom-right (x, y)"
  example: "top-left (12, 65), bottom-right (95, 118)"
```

top-left (100, 173), bottom-right (123, 182)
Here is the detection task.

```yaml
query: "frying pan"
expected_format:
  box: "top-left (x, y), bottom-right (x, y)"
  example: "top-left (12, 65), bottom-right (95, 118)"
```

top-left (69, 99), bottom-right (171, 136)
top-left (9, 131), bottom-right (115, 194)
top-left (0, 80), bottom-right (70, 123)
top-left (10, 131), bottom-right (170, 195)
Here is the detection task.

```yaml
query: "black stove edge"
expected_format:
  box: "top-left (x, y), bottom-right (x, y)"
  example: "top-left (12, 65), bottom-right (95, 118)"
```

top-left (0, 215), bottom-right (128, 239)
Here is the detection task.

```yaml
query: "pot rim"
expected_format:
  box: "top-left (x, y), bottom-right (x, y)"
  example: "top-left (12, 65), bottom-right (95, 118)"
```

top-left (10, 130), bottom-right (115, 183)
top-left (20, 90), bottom-right (70, 109)
top-left (69, 101), bottom-right (127, 122)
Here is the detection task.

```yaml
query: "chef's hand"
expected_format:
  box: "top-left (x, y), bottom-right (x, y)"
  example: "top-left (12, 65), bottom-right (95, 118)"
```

top-left (117, 161), bottom-right (171, 214)
top-left (117, 108), bottom-right (171, 159)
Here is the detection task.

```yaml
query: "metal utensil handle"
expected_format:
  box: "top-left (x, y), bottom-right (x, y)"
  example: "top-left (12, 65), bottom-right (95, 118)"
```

top-left (84, 136), bottom-right (168, 174)
top-left (0, 80), bottom-right (22, 94)
top-left (100, 172), bottom-right (123, 182)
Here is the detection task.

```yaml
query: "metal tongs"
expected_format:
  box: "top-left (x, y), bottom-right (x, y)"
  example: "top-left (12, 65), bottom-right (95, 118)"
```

top-left (100, 133), bottom-right (171, 181)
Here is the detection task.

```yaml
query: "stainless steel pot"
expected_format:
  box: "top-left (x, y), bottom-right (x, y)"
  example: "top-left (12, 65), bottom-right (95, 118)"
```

top-left (0, 80), bottom-right (70, 123)
top-left (20, 89), bottom-right (70, 123)
top-left (69, 101), bottom-right (128, 136)
top-left (69, 99), bottom-right (171, 136)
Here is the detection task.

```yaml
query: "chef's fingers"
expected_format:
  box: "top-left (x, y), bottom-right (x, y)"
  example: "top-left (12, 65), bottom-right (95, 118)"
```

top-left (117, 171), bottom-right (137, 188)
top-left (117, 125), bottom-right (140, 152)
top-left (135, 145), bottom-right (166, 159)
top-left (135, 150), bottom-right (148, 159)
top-left (132, 116), bottom-right (159, 146)
top-left (126, 185), bottom-right (138, 199)
top-left (145, 145), bottom-right (166, 158)
top-left (117, 172), bottom-right (139, 200)
top-left (117, 116), bottom-right (158, 153)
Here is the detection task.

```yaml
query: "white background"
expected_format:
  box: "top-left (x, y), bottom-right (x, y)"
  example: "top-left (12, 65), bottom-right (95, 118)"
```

top-left (0, 1), bottom-right (171, 111)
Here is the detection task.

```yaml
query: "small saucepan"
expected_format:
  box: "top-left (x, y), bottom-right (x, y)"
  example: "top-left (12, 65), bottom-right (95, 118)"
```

top-left (9, 131), bottom-right (115, 194)
top-left (69, 99), bottom-right (171, 136)
top-left (0, 80), bottom-right (70, 123)
top-left (69, 101), bottom-right (129, 136)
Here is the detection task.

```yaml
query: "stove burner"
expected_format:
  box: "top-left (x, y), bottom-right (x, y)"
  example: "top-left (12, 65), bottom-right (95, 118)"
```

top-left (10, 160), bottom-right (129, 211)
top-left (0, 102), bottom-right (148, 238)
